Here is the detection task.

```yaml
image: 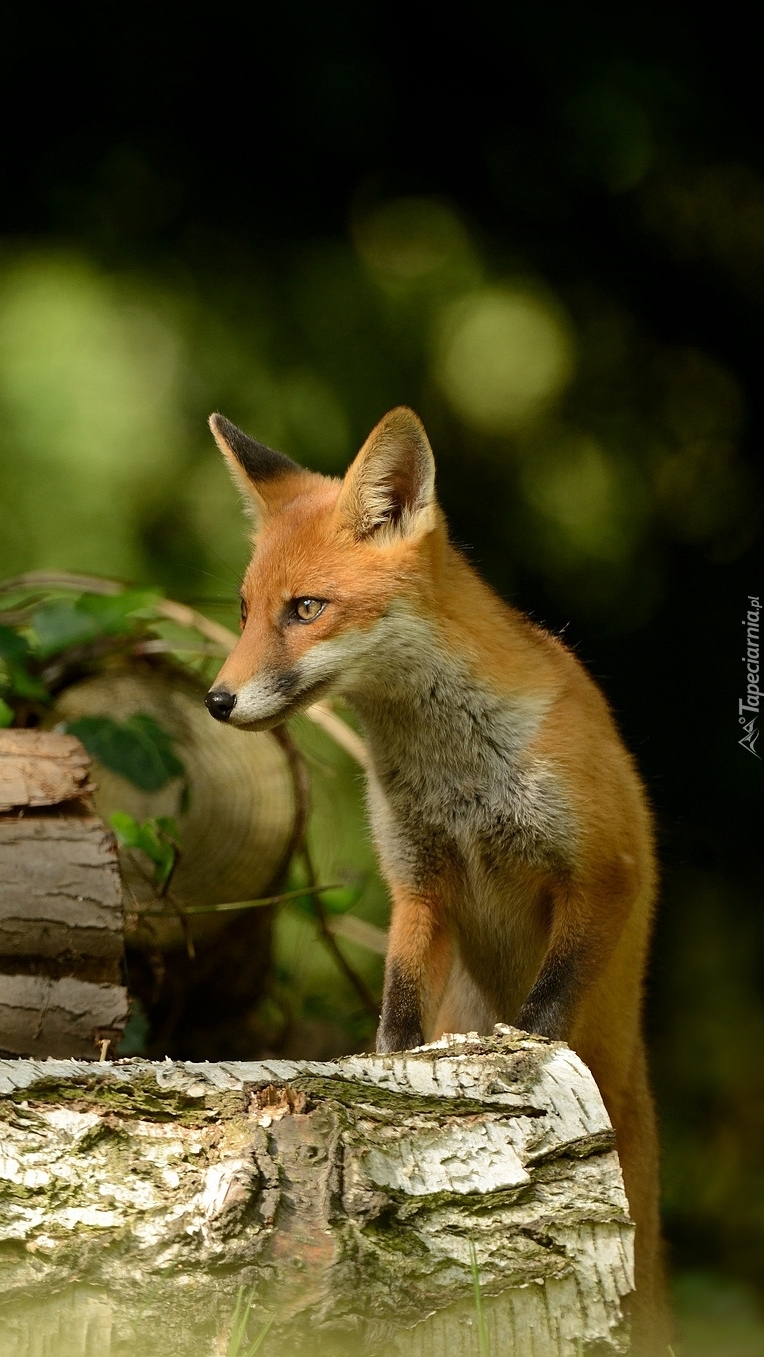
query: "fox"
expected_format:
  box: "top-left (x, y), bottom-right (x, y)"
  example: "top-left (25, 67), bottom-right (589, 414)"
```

top-left (204, 405), bottom-right (667, 1352)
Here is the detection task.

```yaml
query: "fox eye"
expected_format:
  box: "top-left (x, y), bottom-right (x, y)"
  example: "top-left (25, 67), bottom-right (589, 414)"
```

top-left (293, 597), bottom-right (326, 623)
top-left (239, 597), bottom-right (248, 629)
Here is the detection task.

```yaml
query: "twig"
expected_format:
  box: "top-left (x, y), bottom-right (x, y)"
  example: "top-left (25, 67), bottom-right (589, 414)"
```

top-left (327, 913), bottom-right (388, 956)
top-left (132, 639), bottom-right (229, 657)
top-left (0, 569), bottom-right (238, 650)
top-left (305, 701), bottom-right (369, 769)
top-left (119, 845), bottom-right (195, 959)
top-left (125, 882), bottom-right (348, 917)
top-left (274, 720), bottom-right (378, 1016)
top-left (271, 724), bottom-right (312, 876)
top-left (301, 841), bottom-right (379, 1019)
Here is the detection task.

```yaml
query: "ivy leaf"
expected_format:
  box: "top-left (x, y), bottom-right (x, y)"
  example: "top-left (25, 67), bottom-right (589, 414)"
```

top-left (76, 589), bottom-right (159, 629)
top-left (31, 602), bottom-right (102, 657)
top-left (6, 666), bottom-right (49, 701)
top-left (31, 590), bottom-right (159, 659)
top-left (110, 812), bottom-right (179, 887)
top-left (0, 624), bottom-right (31, 664)
top-left (65, 713), bottom-right (185, 791)
top-left (0, 624), bottom-right (48, 701)
top-left (285, 864), bottom-right (364, 917)
top-left (318, 882), bottom-right (365, 915)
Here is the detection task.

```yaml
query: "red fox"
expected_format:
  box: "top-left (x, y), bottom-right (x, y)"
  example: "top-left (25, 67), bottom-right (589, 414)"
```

top-left (205, 406), bottom-right (667, 1351)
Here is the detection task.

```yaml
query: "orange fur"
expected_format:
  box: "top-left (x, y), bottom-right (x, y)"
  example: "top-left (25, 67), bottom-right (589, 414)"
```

top-left (206, 407), bottom-right (668, 1351)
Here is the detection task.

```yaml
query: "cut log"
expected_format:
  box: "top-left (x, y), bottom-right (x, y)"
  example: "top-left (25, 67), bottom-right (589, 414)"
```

top-left (0, 1029), bottom-right (634, 1356)
top-left (0, 731), bottom-right (127, 1058)
top-left (0, 729), bottom-right (93, 812)
top-left (0, 804), bottom-right (123, 958)
top-left (0, 973), bottom-right (128, 1057)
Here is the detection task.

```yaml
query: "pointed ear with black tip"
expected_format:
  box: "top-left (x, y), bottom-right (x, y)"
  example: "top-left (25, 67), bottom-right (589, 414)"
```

top-left (209, 413), bottom-right (301, 522)
top-left (337, 407), bottom-right (437, 542)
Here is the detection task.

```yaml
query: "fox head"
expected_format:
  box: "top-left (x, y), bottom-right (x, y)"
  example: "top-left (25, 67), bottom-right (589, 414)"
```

top-left (204, 406), bottom-right (442, 729)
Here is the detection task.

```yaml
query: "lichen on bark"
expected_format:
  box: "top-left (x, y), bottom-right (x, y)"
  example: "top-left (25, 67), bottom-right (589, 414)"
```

top-left (0, 1029), bottom-right (633, 1356)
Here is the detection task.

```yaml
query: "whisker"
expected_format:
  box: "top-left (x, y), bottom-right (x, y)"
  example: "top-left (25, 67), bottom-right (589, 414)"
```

top-left (171, 511), bottom-right (244, 587)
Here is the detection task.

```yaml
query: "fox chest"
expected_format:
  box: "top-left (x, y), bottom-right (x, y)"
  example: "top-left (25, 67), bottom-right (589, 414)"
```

top-left (364, 725), bottom-right (574, 890)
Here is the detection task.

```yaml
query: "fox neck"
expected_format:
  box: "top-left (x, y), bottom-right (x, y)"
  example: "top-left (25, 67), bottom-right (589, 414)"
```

top-left (336, 554), bottom-right (553, 799)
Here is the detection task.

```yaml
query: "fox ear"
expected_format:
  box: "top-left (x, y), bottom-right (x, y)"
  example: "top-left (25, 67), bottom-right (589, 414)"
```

top-left (208, 413), bottom-right (301, 521)
top-left (338, 407), bottom-right (436, 541)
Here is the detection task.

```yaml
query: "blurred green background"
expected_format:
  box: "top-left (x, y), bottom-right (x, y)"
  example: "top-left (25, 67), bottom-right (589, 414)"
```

top-left (1, 4), bottom-right (762, 1350)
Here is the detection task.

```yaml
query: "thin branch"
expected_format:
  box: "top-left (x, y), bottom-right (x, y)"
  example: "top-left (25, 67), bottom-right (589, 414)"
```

top-left (132, 639), bottom-right (229, 657)
top-left (305, 702), bottom-right (370, 769)
top-left (0, 569), bottom-right (239, 650)
top-left (126, 882), bottom-right (348, 917)
top-left (327, 913), bottom-right (388, 957)
top-left (301, 842), bottom-right (379, 1019)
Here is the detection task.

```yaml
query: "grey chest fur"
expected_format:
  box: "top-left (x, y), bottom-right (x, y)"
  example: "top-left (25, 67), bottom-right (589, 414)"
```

top-left (352, 660), bottom-right (575, 887)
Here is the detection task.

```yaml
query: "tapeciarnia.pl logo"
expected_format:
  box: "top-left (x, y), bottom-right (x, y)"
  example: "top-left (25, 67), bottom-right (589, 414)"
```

top-left (739, 594), bottom-right (761, 758)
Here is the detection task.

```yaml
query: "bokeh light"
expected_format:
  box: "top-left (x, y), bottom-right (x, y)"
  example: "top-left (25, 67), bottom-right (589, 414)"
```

top-left (433, 286), bottom-right (576, 434)
top-left (353, 196), bottom-right (479, 293)
top-left (518, 429), bottom-right (646, 564)
top-left (0, 254), bottom-right (183, 578)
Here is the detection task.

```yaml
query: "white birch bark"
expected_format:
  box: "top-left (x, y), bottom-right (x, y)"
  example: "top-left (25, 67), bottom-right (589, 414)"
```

top-left (0, 1028), bottom-right (633, 1357)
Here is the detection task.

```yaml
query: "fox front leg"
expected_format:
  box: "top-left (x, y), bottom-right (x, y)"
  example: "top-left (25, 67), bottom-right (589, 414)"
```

top-left (376, 885), bottom-right (452, 1053)
top-left (514, 874), bottom-right (633, 1041)
top-left (514, 944), bottom-right (583, 1040)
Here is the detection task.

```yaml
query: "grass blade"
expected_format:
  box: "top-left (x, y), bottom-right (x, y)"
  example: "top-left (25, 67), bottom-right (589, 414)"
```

top-left (469, 1238), bottom-right (490, 1357)
top-left (245, 1314), bottom-right (273, 1355)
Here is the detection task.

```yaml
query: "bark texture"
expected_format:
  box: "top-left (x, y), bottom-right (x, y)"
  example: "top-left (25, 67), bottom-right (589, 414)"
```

top-left (0, 733), bottom-right (128, 1059)
top-left (0, 973), bottom-right (128, 1058)
top-left (0, 1029), bottom-right (634, 1357)
top-left (0, 805), bottom-right (123, 959)
top-left (0, 731), bottom-right (93, 813)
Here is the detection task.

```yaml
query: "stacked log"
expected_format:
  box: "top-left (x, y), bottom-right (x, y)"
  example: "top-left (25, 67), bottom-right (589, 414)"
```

top-left (0, 730), bottom-right (127, 1058)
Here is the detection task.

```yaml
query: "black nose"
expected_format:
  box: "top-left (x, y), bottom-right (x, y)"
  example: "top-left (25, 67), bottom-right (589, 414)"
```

top-left (205, 688), bottom-right (237, 722)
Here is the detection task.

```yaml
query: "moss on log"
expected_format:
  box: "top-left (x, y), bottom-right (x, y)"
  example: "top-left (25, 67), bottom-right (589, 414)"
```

top-left (0, 1029), bottom-right (634, 1356)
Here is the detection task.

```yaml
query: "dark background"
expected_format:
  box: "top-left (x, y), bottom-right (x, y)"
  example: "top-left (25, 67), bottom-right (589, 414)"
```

top-left (1, 4), bottom-right (762, 1347)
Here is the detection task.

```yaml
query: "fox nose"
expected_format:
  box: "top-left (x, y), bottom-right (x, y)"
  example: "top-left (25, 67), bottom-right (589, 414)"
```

top-left (205, 688), bottom-right (237, 722)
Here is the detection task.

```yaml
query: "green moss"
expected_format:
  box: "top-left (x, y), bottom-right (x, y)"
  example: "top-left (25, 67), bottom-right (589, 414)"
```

top-left (289, 1074), bottom-right (534, 1120)
top-left (4, 1074), bottom-right (247, 1125)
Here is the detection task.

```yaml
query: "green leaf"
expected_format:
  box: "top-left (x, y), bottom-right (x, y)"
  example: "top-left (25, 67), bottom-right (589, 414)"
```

top-left (7, 665), bottom-right (49, 701)
top-left (109, 810), bottom-right (144, 848)
top-left (125, 714), bottom-right (185, 783)
top-left (110, 812), bottom-right (179, 887)
top-left (65, 713), bottom-right (185, 791)
top-left (0, 625), bottom-right (49, 702)
top-left (153, 815), bottom-right (180, 842)
top-left (31, 590), bottom-right (160, 659)
top-left (318, 882), bottom-right (364, 915)
top-left (76, 589), bottom-right (160, 629)
top-left (285, 862), bottom-right (364, 917)
top-left (0, 697), bottom-right (13, 727)
top-left (31, 601), bottom-right (101, 658)
top-left (0, 624), bottom-right (31, 664)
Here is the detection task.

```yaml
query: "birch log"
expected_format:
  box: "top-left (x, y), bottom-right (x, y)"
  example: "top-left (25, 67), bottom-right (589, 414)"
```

top-left (0, 1029), bottom-right (634, 1357)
